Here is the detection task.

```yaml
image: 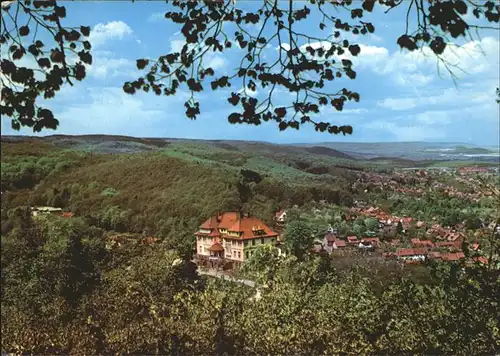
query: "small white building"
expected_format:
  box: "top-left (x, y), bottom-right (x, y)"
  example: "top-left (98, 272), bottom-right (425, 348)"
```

top-left (275, 210), bottom-right (287, 223)
top-left (31, 206), bottom-right (62, 217)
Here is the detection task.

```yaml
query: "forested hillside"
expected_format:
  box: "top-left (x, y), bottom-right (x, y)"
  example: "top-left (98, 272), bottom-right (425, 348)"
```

top-left (1, 137), bottom-right (359, 236)
top-left (1, 136), bottom-right (499, 355)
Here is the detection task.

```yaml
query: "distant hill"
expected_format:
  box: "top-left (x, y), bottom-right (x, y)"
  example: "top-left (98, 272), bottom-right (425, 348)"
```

top-left (2, 135), bottom-right (497, 164)
top-left (421, 146), bottom-right (494, 155)
top-left (298, 141), bottom-right (498, 162)
top-left (302, 146), bottom-right (355, 160)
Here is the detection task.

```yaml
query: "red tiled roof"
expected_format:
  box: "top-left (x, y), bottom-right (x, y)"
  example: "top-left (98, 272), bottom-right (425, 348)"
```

top-left (208, 243), bottom-right (224, 252)
top-left (229, 218), bottom-right (277, 239)
top-left (396, 248), bottom-right (428, 257)
top-left (198, 212), bottom-right (278, 240)
top-left (217, 212), bottom-right (240, 229)
top-left (411, 238), bottom-right (421, 246)
top-left (402, 217), bottom-right (413, 224)
top-left (447, 233), bottom-right (461, 241)
top-left (428, 251), bottom-right (442, 259)
top-left (61, 212), bottom-right (73, 218)
top-left (347, 236), bottom-right (358, 243)
top-left (435, 241), bottom-right (456, 247)
top-left (200, 216), bottom-right (219, 229)
top-left (441, 252), bottom-right (465, 261)
top-left (325, 233), bottom-right (336, 242)
top-left (335, 240), bottom-right (346, 247)
top-left (419, 240), bottom-right (434, 247)
top-left (473, 256), bottom-right (488, 265)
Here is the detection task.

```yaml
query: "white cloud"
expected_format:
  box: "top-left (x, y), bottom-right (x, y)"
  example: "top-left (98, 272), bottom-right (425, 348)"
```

top-left (89, 21), bottom-right (133, 48)
top-left (206, 55), bottom-right (227, 71)
top-left (393, 72), bottom-right (433, 87)
top-left (341, 108), bottom-right (369, 114)
top-left (363, 120), bottom-right (445, 141)
top-left (377, 79), bottom-right (498, 113)
top-left (342, 31), bottom-right (384, 45)
top-left (301, 35), bottom-right (499, 88)
top-left (148, 12), bottom-right (164, 23)
top-left (378, 36), bottom-right (499, 85)
top-left (377, 97), bottom-right (417, 111)
top-left (55, 87), bottom-right (167, 134)
top-left (414, 111), bottom-right (451, 125)
top-left (170, 39), bottom-right (186, 53)
top-left (88, 57), bottom-right (137, 80)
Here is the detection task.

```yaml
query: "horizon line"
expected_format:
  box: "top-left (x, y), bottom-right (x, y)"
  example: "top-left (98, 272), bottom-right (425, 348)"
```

top-left (1, 133), bottom-right (493, 147)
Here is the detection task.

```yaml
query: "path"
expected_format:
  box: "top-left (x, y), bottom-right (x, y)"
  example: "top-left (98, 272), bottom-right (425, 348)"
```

top-left (197, 268), bottom-right (256, 288)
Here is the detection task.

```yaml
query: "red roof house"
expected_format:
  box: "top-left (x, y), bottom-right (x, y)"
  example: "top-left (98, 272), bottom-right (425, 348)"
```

top-left (334, 240), bottom-right (347, 248)
top-left (347, 236), bottom-right (359, 244)
top-left (196, 212), bottom-right (279, 264)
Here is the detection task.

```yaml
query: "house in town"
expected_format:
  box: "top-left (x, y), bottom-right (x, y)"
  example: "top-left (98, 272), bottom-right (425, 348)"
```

top-left (326, 224), bottom-right (339, 235)
top-left (440, 252), bottom-right (466, 261)
top-left (457, 167), bottom-right (488, 175)
top-left (400, 217), bottom-right (413, 229)
top-left (275, 209), bottom-right (287, 224)
top-left (347, 236), bottom-right (359, 246)
top-left (358, 240), bottom-right (375, 251)
top-left (411, 238), bottom-right (434, 248)
top-left (195, 212), bottom-right (279, 268)
top-left (319, 232), bottom-right (347, 253)
top-left (395, 248), bottom-right (428, 262)
top-left (361, 237), bottom-right (380, 248)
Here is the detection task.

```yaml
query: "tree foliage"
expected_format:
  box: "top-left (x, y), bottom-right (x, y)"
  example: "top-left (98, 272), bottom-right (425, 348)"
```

top-left (1, 0), bottom-right (499, 132)
top-left (283, 218), bottom-right (315, 259)
top-left (1, 0), bottom-right (92, 131)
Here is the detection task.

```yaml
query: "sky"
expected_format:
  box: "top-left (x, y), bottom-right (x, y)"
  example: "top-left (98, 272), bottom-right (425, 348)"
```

top-left (1, 1), bottom-right (499, 145)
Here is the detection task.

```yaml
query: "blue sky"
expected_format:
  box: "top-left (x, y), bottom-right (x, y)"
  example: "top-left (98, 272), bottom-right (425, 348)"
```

top-left (1, 1), bottom-right (499, 145)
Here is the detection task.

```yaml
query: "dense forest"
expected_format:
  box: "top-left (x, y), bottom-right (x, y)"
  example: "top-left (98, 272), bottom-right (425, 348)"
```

top-left (1, 137), bottom-right (500, 355)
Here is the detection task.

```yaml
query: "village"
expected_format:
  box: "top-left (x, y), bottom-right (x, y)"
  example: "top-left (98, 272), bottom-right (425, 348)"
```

top-left (194, 166), bottom-right (499, 270)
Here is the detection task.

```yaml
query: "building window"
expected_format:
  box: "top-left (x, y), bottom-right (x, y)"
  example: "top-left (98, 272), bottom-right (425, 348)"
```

top-left (238, 251), bottom-right (241, 259)
top-left (261, 238), bottom-right (264, 244)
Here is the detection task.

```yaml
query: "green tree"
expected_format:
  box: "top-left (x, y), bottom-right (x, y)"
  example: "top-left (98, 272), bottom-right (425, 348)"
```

top-left (396, 221), bottom-right (403, 235)
top-left (364, 217), bottom-right (379, 231)
top-left (241, 243), bottom-right (284, 283)
top-left (283, 219), bottom-right (314, 260)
